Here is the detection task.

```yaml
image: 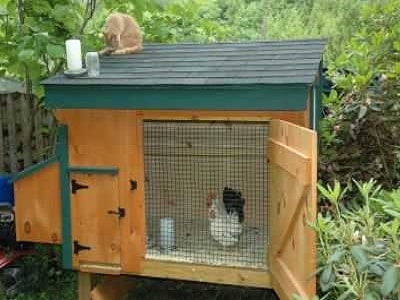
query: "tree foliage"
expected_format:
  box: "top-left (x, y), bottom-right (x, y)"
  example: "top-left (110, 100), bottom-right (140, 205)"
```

top-left (0, 0), bottom-right (371, 98)
top-left (320, 0), bottom-right (400, 189)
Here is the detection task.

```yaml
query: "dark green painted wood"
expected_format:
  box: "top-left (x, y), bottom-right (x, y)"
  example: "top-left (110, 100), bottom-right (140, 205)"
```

top-left (316, 61), bottom-right (323, 131)
top-left (12, 156), bottom-right (58, 182)
top-left (44, 85), bottom-right (308, 111)
top-left (68, 166), bottom-right (119, 175)
top-left (57, 125), bottom-right (72, 269)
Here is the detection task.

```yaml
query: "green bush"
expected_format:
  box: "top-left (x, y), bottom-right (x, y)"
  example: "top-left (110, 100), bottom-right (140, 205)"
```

top-left (314, 179), bottom-right (400, 299)
top-left (320, 0), bottom-right (400, 189)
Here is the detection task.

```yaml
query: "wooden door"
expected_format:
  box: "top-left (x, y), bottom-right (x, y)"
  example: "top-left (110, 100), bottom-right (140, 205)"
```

top-left (268, 120), bottom-right (317, 300)
top-left (71, 173), bottom-right (121, 273)
top-left (14, 158), bottom-right (62, 244)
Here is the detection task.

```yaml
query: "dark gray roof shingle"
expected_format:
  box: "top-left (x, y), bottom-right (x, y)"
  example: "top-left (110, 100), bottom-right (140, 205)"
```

top-left (43, 39), bottom-right (325, 86)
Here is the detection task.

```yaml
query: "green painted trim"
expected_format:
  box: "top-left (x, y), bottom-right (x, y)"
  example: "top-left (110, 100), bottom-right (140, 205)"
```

top-left (57, 125), bottom-right (72, 269)
top-left (11, 156), bottom-right (58, 182)
top-left (68, 166), bottom-right (119, 175)
top-left (44, 84), bottom-right (308, 111)
top-left (316, 61), bottom-right (323, 132)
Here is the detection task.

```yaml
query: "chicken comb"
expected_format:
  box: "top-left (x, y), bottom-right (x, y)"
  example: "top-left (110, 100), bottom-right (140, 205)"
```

top-left (206, 192), bottom-right (216, 207)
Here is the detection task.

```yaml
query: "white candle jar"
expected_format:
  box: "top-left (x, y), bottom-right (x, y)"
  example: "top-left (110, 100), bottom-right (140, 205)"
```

top-left (65, 39), bottom-right (82, 71)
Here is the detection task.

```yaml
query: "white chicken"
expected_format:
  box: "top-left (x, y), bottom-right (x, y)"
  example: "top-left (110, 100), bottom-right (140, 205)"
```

top-left (206, 192), bottom-right (242, 247)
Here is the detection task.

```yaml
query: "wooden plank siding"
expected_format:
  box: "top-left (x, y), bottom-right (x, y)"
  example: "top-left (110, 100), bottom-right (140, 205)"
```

top-left (0, 93), bottom-right (56, 174)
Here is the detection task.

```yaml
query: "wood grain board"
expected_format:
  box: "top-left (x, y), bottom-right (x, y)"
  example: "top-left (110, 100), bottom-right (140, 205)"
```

top-left (268, 119), bottom-right (317, 300)
top-left (14, 161), bottom-right (62, 244)
top-left (70, 173), bottom-right (121, 269)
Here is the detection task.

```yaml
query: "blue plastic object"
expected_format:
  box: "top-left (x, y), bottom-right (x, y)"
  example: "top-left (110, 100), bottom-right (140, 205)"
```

top-left (0, 174), bottom-right (14, 206)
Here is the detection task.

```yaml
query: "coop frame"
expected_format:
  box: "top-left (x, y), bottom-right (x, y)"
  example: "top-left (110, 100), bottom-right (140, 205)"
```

top-left (11, 40), bottom-right (323, 300)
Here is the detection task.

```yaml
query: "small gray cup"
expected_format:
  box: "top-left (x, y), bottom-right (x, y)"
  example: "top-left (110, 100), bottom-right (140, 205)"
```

top-left (85, 52), bottom-right (100, 77)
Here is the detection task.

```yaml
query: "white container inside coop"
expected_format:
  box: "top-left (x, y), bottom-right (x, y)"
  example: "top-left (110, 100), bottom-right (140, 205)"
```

top-left (143, 120), bottom-right (269, 270)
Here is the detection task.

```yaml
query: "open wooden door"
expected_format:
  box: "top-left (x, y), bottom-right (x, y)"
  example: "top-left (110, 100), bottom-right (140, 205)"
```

top-left (70, 172), bottom-right (121, 275)
top-left (268, 120), bottom-right (317, 300)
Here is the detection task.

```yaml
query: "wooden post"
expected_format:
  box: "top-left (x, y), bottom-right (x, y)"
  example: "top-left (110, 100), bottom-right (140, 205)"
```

top-left (78, 272), bottom-right (92, 300)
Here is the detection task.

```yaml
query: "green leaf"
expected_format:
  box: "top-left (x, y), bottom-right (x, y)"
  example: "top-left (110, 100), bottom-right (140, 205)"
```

top-left (381, 265), bottom-right (399, 296)
top-left (337, 290), bottom-right (352, 300)
top-left (351, 246), bottom-right (368, 271)
top-left (320, 265), bottom-right (335, 292)
top-left (327, 249), bottom-right (345, 264)
top-left (365, 292), bottom-right (380, 300)
top-left (18, 49), bottom-right (35, 63)
top-left (47, 44), bottom-right (65, 58)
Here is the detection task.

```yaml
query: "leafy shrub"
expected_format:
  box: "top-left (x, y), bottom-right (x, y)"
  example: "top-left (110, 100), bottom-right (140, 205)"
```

top-left (313, 180), bottom-right (400, 299)
top-left (320, 0), bottom-right (400, 189)
top-left (11, 245), bottom-right (76, 300)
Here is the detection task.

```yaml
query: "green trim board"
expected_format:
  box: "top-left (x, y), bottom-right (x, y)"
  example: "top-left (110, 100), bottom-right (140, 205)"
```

top-left (11, 156), bottom-right (58, 182)
top-left (44, 84), bottom-right (308, 111)
top-left (68, 166), bottom-right (119, 175)
top-left (56, 125), bottom-right (72, 269)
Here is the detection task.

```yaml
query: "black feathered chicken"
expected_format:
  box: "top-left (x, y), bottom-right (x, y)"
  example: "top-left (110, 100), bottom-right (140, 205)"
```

top-left (222, 187), bottom-right (245, 223)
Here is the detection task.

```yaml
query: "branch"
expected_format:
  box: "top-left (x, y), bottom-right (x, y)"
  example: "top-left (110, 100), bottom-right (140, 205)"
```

top-left (79, 0), bottom-right (97, 35)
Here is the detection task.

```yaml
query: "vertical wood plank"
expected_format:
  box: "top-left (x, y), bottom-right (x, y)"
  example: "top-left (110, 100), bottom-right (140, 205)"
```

top-left (21, 93), bottom-right (33, 167)
top-left (34, 99), bottom-right (43, 161)
top-left (6, 94), bottom-right (18, 173)
top-left (268, 119), bottom-right (317, 300)
top-left (78, 272), bottom-right (92, 300)
top-left (47, 109), bottom-right (56, 157)
top-left (0, 96), bottom-right (5, 173)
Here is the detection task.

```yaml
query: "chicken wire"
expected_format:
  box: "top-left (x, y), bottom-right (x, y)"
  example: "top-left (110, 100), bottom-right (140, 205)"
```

top-left (143, 120), bottom-right (269, 269)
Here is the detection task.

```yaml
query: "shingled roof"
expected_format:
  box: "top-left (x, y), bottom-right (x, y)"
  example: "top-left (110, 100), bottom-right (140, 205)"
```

top-left (43, 39), bottom-right (325, 86)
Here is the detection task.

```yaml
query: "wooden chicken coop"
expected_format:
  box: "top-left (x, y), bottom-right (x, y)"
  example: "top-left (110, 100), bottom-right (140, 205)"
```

top-left (12, 39), bottom-right (324, 300)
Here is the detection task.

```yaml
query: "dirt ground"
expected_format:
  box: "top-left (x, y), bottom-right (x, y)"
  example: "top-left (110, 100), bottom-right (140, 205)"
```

top-left (125, 277), bottom-right (279, 300)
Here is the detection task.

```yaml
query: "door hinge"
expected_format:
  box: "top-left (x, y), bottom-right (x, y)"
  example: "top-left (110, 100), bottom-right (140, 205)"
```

top-left (107, 207), bottom-right (126, 218)
top-left (129, 179), bottom-right (137, 191)
top-left (73, 240), bottom-right (91, 254)
top-left (71, 179), bottom-right (89, 194)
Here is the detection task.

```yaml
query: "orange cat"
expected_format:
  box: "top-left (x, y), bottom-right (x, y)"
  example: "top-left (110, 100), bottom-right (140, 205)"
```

top-left (99, 13), bottom-right (143, 56)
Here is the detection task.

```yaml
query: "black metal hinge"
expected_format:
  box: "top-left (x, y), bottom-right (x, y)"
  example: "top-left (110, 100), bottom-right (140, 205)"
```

top-left (73, 240), bottom-right (91, 254)
top-left (71, 179), bottom-right (89, 194)
top-left (107, 207), bottom-right (126, 218)
top-left (129, 179), bottom-right (137, 191)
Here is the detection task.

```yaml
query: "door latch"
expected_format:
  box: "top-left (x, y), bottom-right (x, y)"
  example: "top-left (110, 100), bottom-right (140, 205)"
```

top-left (71, 179), bottom-right (89, 194)
top-left (107, 207), bottom-right (126, 218)
top-left (73, 240), bottom-right (91, 254)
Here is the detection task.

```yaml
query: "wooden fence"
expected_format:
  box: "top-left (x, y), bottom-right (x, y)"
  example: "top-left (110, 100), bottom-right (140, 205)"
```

top-left (0, 93), bottom-right (56, 174)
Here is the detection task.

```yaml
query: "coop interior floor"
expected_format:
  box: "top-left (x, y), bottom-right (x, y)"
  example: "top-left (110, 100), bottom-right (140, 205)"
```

top-left (146, 219), bottom-right (267, 270)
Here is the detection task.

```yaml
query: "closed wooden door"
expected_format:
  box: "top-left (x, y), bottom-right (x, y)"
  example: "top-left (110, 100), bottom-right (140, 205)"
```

top-left (70, 173), bottom-right (121, 273)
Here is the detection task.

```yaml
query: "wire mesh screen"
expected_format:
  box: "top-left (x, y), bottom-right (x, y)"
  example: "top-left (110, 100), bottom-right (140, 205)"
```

top-left (143, 120), bottom-right (269, 269)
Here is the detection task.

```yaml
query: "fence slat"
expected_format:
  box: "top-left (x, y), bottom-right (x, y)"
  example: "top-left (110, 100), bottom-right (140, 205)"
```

top-left (0, 96), bottom-right (5, 173)
top-left (21, 94), bottom-right (33, 167)
top-left (34, 99), bottom-right (43, 161)
top-left (6, 94), bottom-right (18, 174)
top-left (0, 93), bottom-right (56, 173)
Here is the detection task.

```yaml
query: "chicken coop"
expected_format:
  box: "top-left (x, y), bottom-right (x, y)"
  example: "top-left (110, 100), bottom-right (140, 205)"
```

top-left (12, 39), bottom-right (324, 300)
